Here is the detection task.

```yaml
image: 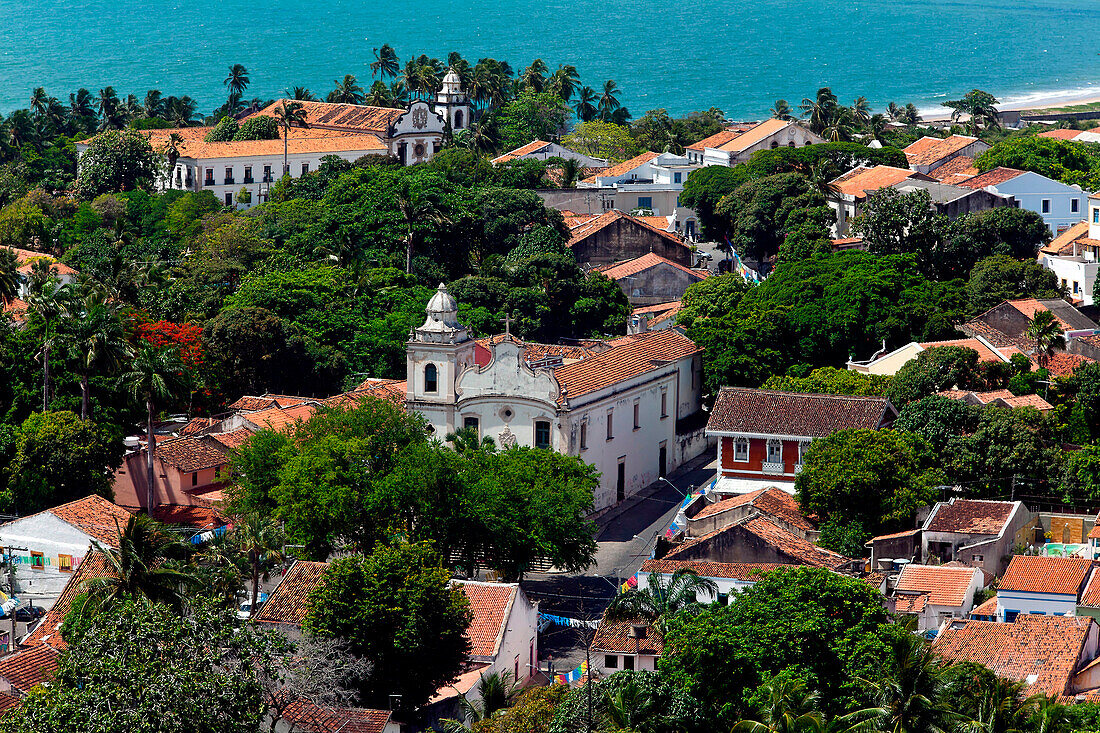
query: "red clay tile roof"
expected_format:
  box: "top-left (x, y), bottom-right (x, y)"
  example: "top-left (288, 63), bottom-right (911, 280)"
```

top-left (178, 417), bottom-right (219, 436)
top-left (640, 558), bottom-right (786, 580)
top-left (894, 592), bottom-right (929, 613)
top-left (895, 564), bottom-right (979, 607)
top-left (999, 555), bottom-right (1093, 595)
top-left (281, 698), bottom-right (392, 733)
top-left (155, 436), bottom-right (230, 472)
top-left (715, 119), bottom-right (802, 153)
top-left (933, 614), bottom-right (1094, 697)
top-left (1041, 221), bottom-right (1091, 256)
top-left (691, 487), bottom-right (814, 532)
top-left (904, 135), bottom-right (982, 168)
top-left (1081, 569), bottom-right (1100, 607)
top-left (706, 388), bottom-right (893, 438)
top-left (597, 252), bottom-right (706, 282)
top-left (592, 615), bottom-right (663, 655)
top-left (243, 403), bottom-right (318, 434)
top-left (254, 560), bottom-right (328, 627)
top-left (970, 595), bottom-right (998, 616)
top-left (581, 151), bottom-right (660, 183)
top-left (1038, 129), bottom-right (1083, 141)
top-left (456, 581), bottom-right (518, 659)
top-left (206, 428), bottom-right (254, 451)
top-left (6, 247), bottom-right (79, 277)
top-left (925, 499), bottom-right (1015, 534)
top-left (956, 167), bottom-right (1027, 190)
top-left (147, 503), bottom-right (228, 529)
top-left (28, 495), bottom-right (134, 548)
top-left (0, 692), bottom-right (20, 714)
top-left (999, 394), bottom-right (1054, 410)
top-left (669, 516), bottom-right (849, 570)
top-left (567, 209), bottom-right (689, 250)
top-left (491, 140), bottom-right (550, 164)
top-left (251, 99), bottom-right (405, 134)
top-left (324, 379), bottom-right (407, 408)
top-left (144, 125), bottom-right (386, 160)
top-left (0, 645), bottom-right (59, 693)
top-left (832, 166), bottom-right (922, 198)
top-left (475, 335), bottom-right (596, 367)
top-left (871, 528), bottom-right (922, 541)
top-left (917, 338), bottom-right (1011, 363)
top-left (632, 300), bottom-right (681, 316)
top-left (554, 330), bottom-right (700, 401)
top-left (1044, 352), bottom-right (1094, 377)
top-left (24, 550), bottom-right (115, 649)
top-left (926, 156), bottom-right (978, 181)
top-left (686, 129), bottom-right (742, 152)
top-left (228, 396), bottom-right (279, 412)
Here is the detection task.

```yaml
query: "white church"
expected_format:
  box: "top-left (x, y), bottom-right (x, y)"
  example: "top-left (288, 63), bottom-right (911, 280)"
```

top-left (405, 285), bottom-right (709, 511)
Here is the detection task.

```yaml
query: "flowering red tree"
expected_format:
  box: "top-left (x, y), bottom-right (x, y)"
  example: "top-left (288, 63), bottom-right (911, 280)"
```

top-left (135, 321), bottom-right (204, 368)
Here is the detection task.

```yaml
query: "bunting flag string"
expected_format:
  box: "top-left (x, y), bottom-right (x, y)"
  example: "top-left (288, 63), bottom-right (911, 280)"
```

top-left (553, 660), bottom-right (588, 685)
top-left (540, 612), bottom-right (598, 630)
top-left (724, 237), bottom-right (763, 283)
top-left (619, 575), bottom-right (638, 594)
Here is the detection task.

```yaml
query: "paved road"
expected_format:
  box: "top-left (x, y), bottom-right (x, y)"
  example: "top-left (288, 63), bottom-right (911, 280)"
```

top-left (522, 454), bottom-right (717, 673)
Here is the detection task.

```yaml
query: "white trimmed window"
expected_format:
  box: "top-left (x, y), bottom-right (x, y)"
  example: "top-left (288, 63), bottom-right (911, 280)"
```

top-left (798, 440), bottom-right (812, 465)
top-left (767, 439), bottom-right (783, 464)
top-left (734, 437), bottom-right (749, 462)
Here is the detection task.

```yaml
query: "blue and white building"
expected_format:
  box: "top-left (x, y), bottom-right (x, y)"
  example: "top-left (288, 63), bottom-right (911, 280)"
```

top-left (959, 168), bottom-right (1088, 236)
top-left (995, 555), bottom-right (1092, 622)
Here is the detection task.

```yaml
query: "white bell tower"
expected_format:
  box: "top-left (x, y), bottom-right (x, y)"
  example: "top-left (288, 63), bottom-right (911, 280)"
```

top-left (406, 283), bottom-right (476, 435)
top-left (434, 68), bottom-right (471, 132)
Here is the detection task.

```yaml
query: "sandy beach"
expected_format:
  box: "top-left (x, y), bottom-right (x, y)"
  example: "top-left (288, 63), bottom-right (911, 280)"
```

top-left (921, 89), bottom-right (1100, 122)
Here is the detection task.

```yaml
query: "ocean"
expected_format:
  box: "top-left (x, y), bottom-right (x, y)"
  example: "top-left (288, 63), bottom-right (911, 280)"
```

top-left (1, 0), bottom-right (1099, 121)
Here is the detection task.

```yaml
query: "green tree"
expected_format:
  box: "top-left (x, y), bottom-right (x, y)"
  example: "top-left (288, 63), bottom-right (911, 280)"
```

top-left (943, 89), bottom-right (999, 134)
top-left (715, 173), bottom-right (825, 261)
top-left (605, 568), bottom-right (717, 636)
top-left (302, 543), bottom-right (472, 714)
top-left (82, 514), bottom-right (196, 613)
top-left (204, 115), bottom-right (239, 142)
top-left (887, 346), bottom-right (983, 406)
top-left (328, 74), bottom-right (366, 104)
top-left (1061, 443), bottom-right (1100, 505)
top-left (549, 671), bottom-right (705, 733)
top-left (233, 116), bottom-right (280, 141)
top-left (967, 254), bottom-right (1062, 314)
top-left (273, 100), bottom-right (309, 181)
top-left (0, 247), bottom-right (18, 304)
top-left (850, 188), bottom-right (952, 279)
top-left (1024, 310), bottom-right (1065, 370)
top-left (74, 129), bottom-right (160, 199)
top-left (679, 166), bottom-right (743, 240)
top-left (371, 44), bottom-right (400, 80)
top-left (795, 429), bottom-right (943, 534)
top-left (676, 274), bottom-right (749, 328)
top-left (3, 411), bottom-right (123, 513)
top-left (733, 677), bottom-right (823, 733)
top-left (477, 685), bottom-right (568, 733)
top-left (24, 263), bottom-right (72, 411)
top-left (490, 90), bottom-right (568, 152)
top-left (234, 512), bottom-right (286, 618)
top-left (762, 367), bottom-right (889, 397)
top-left (224, 63), bottom-right (250, 99)
top-left (893, 395), bottom-right (975, 455)
top-left (561, 120), bottom-right (642, 163)
top-left (60, 285), bottom-right (128, 421)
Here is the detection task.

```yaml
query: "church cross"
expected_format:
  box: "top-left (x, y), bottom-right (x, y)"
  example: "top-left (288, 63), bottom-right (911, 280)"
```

top-left (503, 313), bottom-right (513, 336)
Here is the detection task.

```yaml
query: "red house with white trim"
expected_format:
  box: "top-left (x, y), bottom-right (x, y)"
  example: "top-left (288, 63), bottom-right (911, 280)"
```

top-left (705, 388), bottom-right (897, 496)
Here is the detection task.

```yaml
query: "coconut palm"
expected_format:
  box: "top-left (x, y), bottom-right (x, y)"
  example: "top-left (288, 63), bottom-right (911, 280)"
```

top-left (0, 248), bottom-right (18, 305)
top-left (62, 285), bottom-right (128, 421)
top-left (822, 107), bottom-right (857, 142)
top-left (605, 568), bottom-right (717, 635)
top-left (365, 81), bottom-right (392, 107)
top-left (955, 676), bottom-right (1033, 733)
top-left (886, 102), bottom-right (902, 122)
top-left (901, 104), bottom-right (921, 126)
top-left (142, 89), bottom-right (164, 118)
top-left (772, 99), bottom-right (793, 120)
top-left (288, 86), bottom-right (318, 102)
top-left (328, 74), bottom-right (365, 104)
top-left (852, 96), bottom-right (871, 127)
top-left (160, 132), bottom-right (184, 189)
top-left (865, 113), bottom-right (888, 144)
top-left (598, 80), bottom-right (622, 122)
top-left (273, 100), bottom-right (309, 178)
top-left (234, 512), bottom-right (286, 618)
top-left (521, 59), bottom-right (548, 92)
top-left (799, 87), bottom-right (838, 134)
top-left (440, 671), bottom-right (518, 731)
top-left (548, 64), bottom-right (580, 102)
top-left (559, 157), bottom-right (582, 188)
top-left (733, 677), bottom-right (824, 733)
top-left (29, 87), bottom-right (48, 118)
top-left (25, 262), bottom-right (73, 411)
top-left (224, 63), bottom-right (251, 99)
top-left (1025, 310), bottom-right (1065, 369)
top-left (83, 514), bottom-right (196, 613)
top-left (602, 677), bottom-right (663, 733)
top-left (1026, 696), bottom-right (1067, 733)
top-left (165, 96), bottom-right (201, 127)
top-left (576, 86), bottom-right (599, 123)
top-left (400, 60), bottom-right (425, 99)
top-left (396, 179), bottom-right (451, 273)
top-left (69, 88), bottom-right (95, 120)
top-left (371, 43), bottom-right (400, 80)
top-left (117, 344), bottom-right (188, 511)
top-left (96, 86), bottom-right (125, 130)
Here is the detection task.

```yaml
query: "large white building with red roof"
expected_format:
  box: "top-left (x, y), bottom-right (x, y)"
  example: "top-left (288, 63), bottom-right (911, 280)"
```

top-left (685, 119), bottom-right (824, 167)
top-left (405, 284), bottom-right (705, 510)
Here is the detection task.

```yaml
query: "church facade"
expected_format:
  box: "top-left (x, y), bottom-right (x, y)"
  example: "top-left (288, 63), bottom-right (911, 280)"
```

top-left (406, 285), bottom-right (706, 511)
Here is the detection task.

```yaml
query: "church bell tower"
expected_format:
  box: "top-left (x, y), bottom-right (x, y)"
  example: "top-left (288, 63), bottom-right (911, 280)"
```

top-left (434, 68), bottom-right (471, 133)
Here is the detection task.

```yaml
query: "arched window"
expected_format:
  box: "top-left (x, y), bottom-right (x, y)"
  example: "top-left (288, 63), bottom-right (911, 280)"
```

top-left (770, 141), bottom-right (779, 149)
top-left (424, 364), bottom-right (438, 393)
top-left (788, 141), bottom-right (795, 147)
top-left (454, 110), bottom-right (464, 129)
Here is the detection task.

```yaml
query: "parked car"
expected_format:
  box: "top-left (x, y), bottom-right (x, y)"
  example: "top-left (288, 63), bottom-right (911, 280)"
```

top-left (1, 606), bottom-right (45, 622)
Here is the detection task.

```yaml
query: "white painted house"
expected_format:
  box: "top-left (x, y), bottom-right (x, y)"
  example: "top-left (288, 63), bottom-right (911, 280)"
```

top-left (687, 119), bottom-right (824, 167)
top-left (577, 152), bottom-right (701, 237)
top-left (0, 495), bottom-right (133, 595)
top-left (405, 284), bottom-right (705, 511)
top-left (892, 563), bottom-right (985, 632)
top-left (956, 168), bottom-right (1087, 236)
top-left (1038, 193), bottom-right (1100, 306)
top-left (996, 555), bottom-right (1093, 621)
top-left (491, 140), bottom-right (608, 168)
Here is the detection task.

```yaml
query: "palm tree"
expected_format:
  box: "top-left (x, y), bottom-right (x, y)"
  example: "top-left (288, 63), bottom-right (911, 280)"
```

top-left (96, 86), bottom-right (124, 130)
top-left (440, 671), bottom-right (518, 731)
top-left (117, 344), bottom-right (188, 511)
top-left (142, 89), bottom-right (164, 118)
top-left (395, 179), bottom-right (451, 273)
top-left (843, 633), bottom-right (958, 733)
top-left (559, 157), bottom-right (581, 188)
top-left (772, 99), bottom-right (793, 120)
top-left (956, 677), bottom-right (1032, 733)
top-left (400, 60), bottom-right (424, 99)
top-left (224, 63), bottom-right (250, 100)
top-left (62, 285), bottom-right (128, 421)
top-left (598, 80), bottom-right (622, 122)
top-left (1025, 311), bottom-right (1065, 369)
top-left (865, 113), bottom-right (888, 144)
top-left (25, 262), bottom-right (72, 411)
top-left (29, 87), bottom-right (48, 118)
top-left (733, 677), bottom-right (824, 733)
top-left (799, 87), bottom-right (838, 134)
top-left (822, 107), bottom-right (856, 142)
top-left (371, 44), bottom-right (400, 80)
top-left (165, 96), bottom-right (201, 126)
top-left (328, 74), bottom-right (365, 104)
top-left (0, 248), bottom-right (18, 305)
top-left (605, 568), bottom-right (717, 635)
top-left (234, 513), bottom-right (286, 619)
top-left (365, 81), bottom-right (392, 107)
top-left (901, 104), bottom-right (921, 126)
top-left (576, 86), bottom-right (599, 123)
top-left (161, 132), bottom-right (184, 189)
top-left (288, 86), bottom-right (318, 101)
top-left (273, 100), bottom-right (309, 178)
top-left (69, 88), bottom-right (95, 120)
top-left (83, 514), bottom-right (196, 613)
top-left (1026, 696), bottom-right (1067, 733)
top-left (886, 102), bottom-right (902, 122)
top-left (602, 677), bottom-right (663, 733)
top-left (548, 64), bottom-right (580, 101)
top-left (521, 59), bottom-right (548, 92)
top-left (851, 96), bottom-right (871, 127)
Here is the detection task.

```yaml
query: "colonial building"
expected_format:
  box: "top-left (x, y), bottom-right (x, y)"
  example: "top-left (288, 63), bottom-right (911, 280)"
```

top-left (847, 336), bottom-right (1018, 376)
top-left (685, 119), bottom-right (825, 167)
top-left (891, 563), bottom-right (984, 632)
top-left (955, 168), bottom-right (1086, 236)
top-left (1038, 194), bottom-right (1100, 306)
top-left (827, 166), bottom-right (936, 236)
top-left (577, 152), bottom-right (701, 236)
top-left (491, 140), bottom-right (608, 168)
top-left (433, 68), bottom-right (470, 133)
top-left (404, 284), bottom-right (705, 511)
top-left (996, 555), bottom-right (1093, 621)
top-left (705, 388), bottom-right (896, 495)
top-left (904, 135), bottom-right (991, 175)
top-left (592, 615), bottom-right (662, 676)
top-left (596, 252), bottom-right (708, 306)
top-left (957, 298), bottom-right (1099, 350)
top-left (921, 498), bottom-right (1037, 577)
top-left (567, 210), bottom-right (693, 267)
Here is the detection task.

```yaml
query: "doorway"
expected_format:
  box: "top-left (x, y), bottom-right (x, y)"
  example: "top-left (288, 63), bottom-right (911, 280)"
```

top-left (659, 443), bottom-right (667, 478)
top-left (616, 460), bottom-right (626, 503)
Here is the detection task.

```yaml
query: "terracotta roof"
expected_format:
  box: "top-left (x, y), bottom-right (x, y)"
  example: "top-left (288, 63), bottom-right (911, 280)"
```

top-left (927, 156), bottom-right (978, 181)
top-left (597, 252), bottom-right (706, 282)
top-left (475, 335), bottom-right (596, 367)
top-left (1000, 555), bottom-right (1092, 595)
top-left (154, 436), bottom-right (230, 472)
top-left (706, 388), bottom-right (892, 438)
top-left (24, 495), bottom-right (134, 548)
top-left (895, 592), bottom-right (928, 613)
top-left (592, 615), bottom-right (663, 655)
top-left (917, 338), bottom-right (1010, 363)
top-left (871, 528), bottom-right (922, 541)
top-left (455, 581), bottom-right (518, 659)
top-left (0, 692), bottom-right (20, 714)
top-left (1038, 129), bottom-right (1084, 141)
top-left (581, 151), bottom-right (660, 183)
top-left (563, 213), bottom-right (599, 228)
top-left (1041, 221), bottom-right (1090, 256)
top-left (1044, 352), bottom-right (1094, 377)
top-left (933, 614), bottom-right (1094, 698)
top-left (228, 396), bottom-right (279, 412)
top-left (567, 209), bottom-right (689, 250)
top-left (145, 125), bottom-right (386, 161)
top-left (904, 135), bottom-right (982, 168)
top-left (640, 558), bottom-right (786, 580)
top-left (24, 550), bottom-right (114, 649)
top-left (832, 166), bottom-right (921, 199)
top-left (178, 417), bottom-right (219, 436)
top-left (244, 403), bottom-right (318, 434)
top-left (281, 698), bottom-right (392, 733)
top-left (554, 330), bottom-right (700, 401)
top-left (206, 428), bottom-right (254, 451)
top-left (2, 297), bottom-right (28, 324)
top-left (491, 140), bottom-right (550, 164)
top-left (970, 595), bottom-right (998, 616)
top-left (925, 499), bottom-right (1015, 535)
top-left (1081, 569), bottom-right (1100, 607)
top-left (632, 300), bottom-right (681, 316)
top-left (324, 379), bottom-right (407, 408)
top-left (254, 560), bottom-right (328, 626)
top-left (691, 487), bottom-right (814, 532)
top-left (895, 564), bottom-right (979, 607)
top-left (634, 215), bottom-right (673, 231)
top-left (250, 99), bottom-right (405, 134)
top-left (147, 503), bottom-right (228, 529)
top-left (428, 664), bottom-right (491, 705)
top-left (956, 167), bottom-right (1027, 190)
top-left (669, 516), bottom-right (849, 570)
top-left (686, 129), bottom-right (742, 152)
top-left (715, 118), bottom-right (798, 153)
top-left (5, 247), bottom-right (79, 277)
top-left (999, 394), bottom-right (1054, 410)
top-left (0, 645), bottom-right (59, 693)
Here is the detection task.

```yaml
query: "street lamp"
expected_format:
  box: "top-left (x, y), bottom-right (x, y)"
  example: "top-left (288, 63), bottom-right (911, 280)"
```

top-left (658, 476), bottom-right (689, 498)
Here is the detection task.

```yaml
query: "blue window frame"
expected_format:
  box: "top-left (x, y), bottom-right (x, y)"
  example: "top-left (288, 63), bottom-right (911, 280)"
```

top-left (637, 196), bottom-right (653, 209)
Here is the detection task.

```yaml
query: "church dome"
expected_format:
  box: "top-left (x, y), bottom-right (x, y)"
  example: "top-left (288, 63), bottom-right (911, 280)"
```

top-left (414, 283), bottom-right (469, 343)
top-left (426, 282), bottom-right (458, 316)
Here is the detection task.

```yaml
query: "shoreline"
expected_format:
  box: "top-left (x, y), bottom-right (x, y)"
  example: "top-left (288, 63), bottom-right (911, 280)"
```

top-left (919, 90), bottom-right (1100, 122)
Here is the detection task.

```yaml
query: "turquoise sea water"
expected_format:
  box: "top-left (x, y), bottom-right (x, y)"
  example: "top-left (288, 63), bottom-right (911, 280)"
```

top-left (1, 0), bottom-right (1099, 120)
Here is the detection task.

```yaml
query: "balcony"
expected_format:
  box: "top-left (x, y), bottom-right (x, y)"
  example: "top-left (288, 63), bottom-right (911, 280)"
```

top-left (243, 177), bottom-right (254, 184)
top-left (223, 177), bottom-right (235, 185)
top-left (762, 462), bottom-right (784, 475)
top-left (203, 179), bottom-right (214, 188)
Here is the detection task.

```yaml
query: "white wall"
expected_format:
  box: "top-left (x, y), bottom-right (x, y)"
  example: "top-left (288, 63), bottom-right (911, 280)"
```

top-left (0, 515), bottom-right (97, 595)
top-left (1040, 253), bottom-right (1098, 306)
top-left (997, 590), bottom-right (1078, 621)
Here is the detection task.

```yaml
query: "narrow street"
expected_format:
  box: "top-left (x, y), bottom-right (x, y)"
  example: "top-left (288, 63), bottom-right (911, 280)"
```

top-left (522, 453), bottom-right (716, 674)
